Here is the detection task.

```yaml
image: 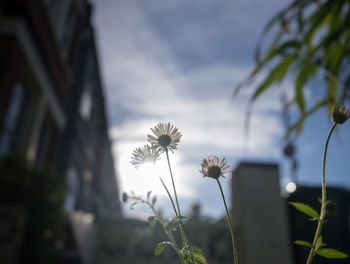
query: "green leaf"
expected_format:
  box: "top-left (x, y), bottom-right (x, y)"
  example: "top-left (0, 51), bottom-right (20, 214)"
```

top-left (289, 202), bottom-right (320, 220)
top-left (294, 240), bottom-right (312, 248)
top-left (284, 100), bottom-right (327, 139)
top-left (148, 216), bottom-right (156, 228)
top-left (327, 77), bottom-right (337, 105)
top-left (166, 221), bottom-right (178, 231)
top-left (305, 2), bottom-right (333, 45)
top-left (166, 216), bottom-right (180, 231)
top-left (254, 0), bottom-right (299, 61)
top-left (193, 251), bottom-right (207, 264)
top-left (154, 242), bottom-right (171, 256)
top-left (317, 248), bottom-right (348, 259)
top-left (252, 54), bottom-right (297, 101)
top-left (189, 245), bottom-right (203, 254)
top-left (295, 61), bottom-right (317, 113)
top-left (233, 40), bottom-right (298, 99)
top-left (275, 40), bottom-right (301, 55)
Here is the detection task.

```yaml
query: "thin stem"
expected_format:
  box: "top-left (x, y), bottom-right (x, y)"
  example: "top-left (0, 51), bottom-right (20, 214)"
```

top-left (306, 123), bottom-right (337, 264)
top-left (159, 176), bottom-right (179, 216)
top-left (130, 195), bottom-right (185, 263)
top-left (217, 178), bottom-right (238, 264)
top-left (165, 149), bottom-right (196, 264)
top-left (165, 149), bottom-right (182, 216)
top-left (146, 201), bottom-right (186, 264)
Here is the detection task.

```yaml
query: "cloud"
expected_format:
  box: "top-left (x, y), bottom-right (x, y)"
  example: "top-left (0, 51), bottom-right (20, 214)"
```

top-left (91, 0), bottom-right (288, 219)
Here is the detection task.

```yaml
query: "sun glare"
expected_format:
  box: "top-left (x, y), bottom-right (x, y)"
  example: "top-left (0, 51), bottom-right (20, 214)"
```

top-left (286, 181), bottom-right (297, 193)
top-left (117, 142), bottom-right (187, 198)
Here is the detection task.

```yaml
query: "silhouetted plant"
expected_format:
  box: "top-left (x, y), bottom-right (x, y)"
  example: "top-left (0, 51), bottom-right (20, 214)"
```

top-left (200, 156), bottom-right (238, 264)
top-left (126, 123), bottom-right (240, 264)
top-left (289, 105), bottom-right (349, 263)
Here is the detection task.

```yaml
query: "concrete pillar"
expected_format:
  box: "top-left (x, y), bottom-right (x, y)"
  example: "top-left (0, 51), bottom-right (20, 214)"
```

top-left (231, 162), bottom-right (293, 264)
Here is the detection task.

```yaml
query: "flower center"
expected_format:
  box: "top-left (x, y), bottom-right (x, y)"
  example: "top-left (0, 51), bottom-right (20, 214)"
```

top-left (208, 166), bottom-right (221, 179)
top-left (158, 135), bottom-right (172, 148)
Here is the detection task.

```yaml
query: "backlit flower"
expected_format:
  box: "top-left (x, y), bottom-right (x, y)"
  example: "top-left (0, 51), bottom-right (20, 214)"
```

top-left (200, 156), bottom-right (230, 179)
top-left (147, 123), bottom-right (182, 152)
top-left (130, 144), bottom-right (161, 168)
top-left (332, 105), bottom-right (350, 124)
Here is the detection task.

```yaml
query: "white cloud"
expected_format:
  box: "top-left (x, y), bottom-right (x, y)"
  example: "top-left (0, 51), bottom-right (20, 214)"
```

top-left (92, 0), bottom-right (287, 219)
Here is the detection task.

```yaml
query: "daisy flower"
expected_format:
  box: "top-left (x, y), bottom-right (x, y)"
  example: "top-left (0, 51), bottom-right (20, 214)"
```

top-left (130, 144), bottom-right (161, 168)
top-left (200, 156), bottom-right (230, 179)
top-left (147, 123), bottom-right (182, 153)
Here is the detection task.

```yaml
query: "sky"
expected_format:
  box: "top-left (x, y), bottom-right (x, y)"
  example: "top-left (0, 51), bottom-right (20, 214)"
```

top-left (89, 0), bottom-right (350, 220)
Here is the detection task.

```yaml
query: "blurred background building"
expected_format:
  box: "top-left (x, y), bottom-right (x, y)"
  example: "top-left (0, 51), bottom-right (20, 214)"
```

top-left (232, 162), bottom-right (350, 264)
top-left (0, 0), bottom-right (120, 263)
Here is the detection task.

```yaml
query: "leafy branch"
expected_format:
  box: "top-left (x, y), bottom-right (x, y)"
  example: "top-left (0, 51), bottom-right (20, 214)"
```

top-left (234, 0), bottom-right (350, 138)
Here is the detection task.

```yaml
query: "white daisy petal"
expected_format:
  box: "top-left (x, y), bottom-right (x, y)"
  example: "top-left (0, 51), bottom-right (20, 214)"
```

top-left (130, 144), bottom-right (161, 168)
top-left (200, 156), bottom-right (230, 179)
top-left (147, 123), bottom-right (182, 152)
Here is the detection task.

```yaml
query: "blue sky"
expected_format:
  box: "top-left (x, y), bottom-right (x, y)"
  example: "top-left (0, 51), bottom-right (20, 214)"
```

top-left (90, 0), bottom-right (350, 219)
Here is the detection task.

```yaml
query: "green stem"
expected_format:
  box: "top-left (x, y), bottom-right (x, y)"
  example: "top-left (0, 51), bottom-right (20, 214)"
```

top-left (146, 201), bottom-right (186, 264)
top-left (165, 149), bottom-right (182, 216)
top-left (217, 178), bottom-right (238, 264)
top-left (159, 176), bottom-right (179, 216)
top-left (165, 149), bottom-right (196, 264)
top-left (306, 123), bottom-right (337, 264)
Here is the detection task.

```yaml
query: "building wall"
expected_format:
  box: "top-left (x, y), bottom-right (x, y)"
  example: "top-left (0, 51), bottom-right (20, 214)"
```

top-left (231, 162), bottom-right (293, 264)
top-left (0, 0), bottom-right (121, 263)
top-left (0, 0), bottom-right (120, 216)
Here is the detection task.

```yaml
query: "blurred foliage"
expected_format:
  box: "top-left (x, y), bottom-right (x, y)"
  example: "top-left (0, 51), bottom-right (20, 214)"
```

top-left (0, 154), bottom-right (68, 264)
top-left (234, 0), bottom-right (350, 138)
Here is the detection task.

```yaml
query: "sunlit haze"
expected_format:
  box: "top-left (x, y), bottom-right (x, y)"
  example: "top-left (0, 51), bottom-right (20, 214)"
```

top-left (90, 0), bottom-right (350, 220)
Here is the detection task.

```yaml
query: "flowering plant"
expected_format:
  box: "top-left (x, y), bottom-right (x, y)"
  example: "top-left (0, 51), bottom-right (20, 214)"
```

top-left (124, 107), bottom-right (349, 263)
top-left (289, 105), bottom-right (349, 263)
top-left (125, 122), bottom-right (238, 264)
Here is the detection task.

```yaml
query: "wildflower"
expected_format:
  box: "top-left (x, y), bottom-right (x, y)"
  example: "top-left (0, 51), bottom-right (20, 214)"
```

top-left (130, 144), bottom-right (161, 168)
top-left (200, 156), bottom-right (230, 179)
top-left (332, 105), bottom-right (350, 125)
top-left (147, 123), bottom-right (182, 152)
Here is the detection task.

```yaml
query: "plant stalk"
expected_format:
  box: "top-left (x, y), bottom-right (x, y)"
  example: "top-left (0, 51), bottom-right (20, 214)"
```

top-left (306, 123), bottom-right (337, 264)
top-left (165, 149), bottom-right (182, 216)
top-left (146, 200), bottom-right (186, 264)
top-left (217, 178), bottom-right (238, 264)
top-left (159, 176), bottom-right (178, 216)
top-left (165, 149), bottom-right (197, 264)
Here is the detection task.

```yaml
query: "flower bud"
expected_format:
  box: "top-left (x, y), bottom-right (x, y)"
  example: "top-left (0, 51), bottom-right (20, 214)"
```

top-left (122, 192), bottom-right (128, 203)
top-left (331, 105), bottom-right (350, 124)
